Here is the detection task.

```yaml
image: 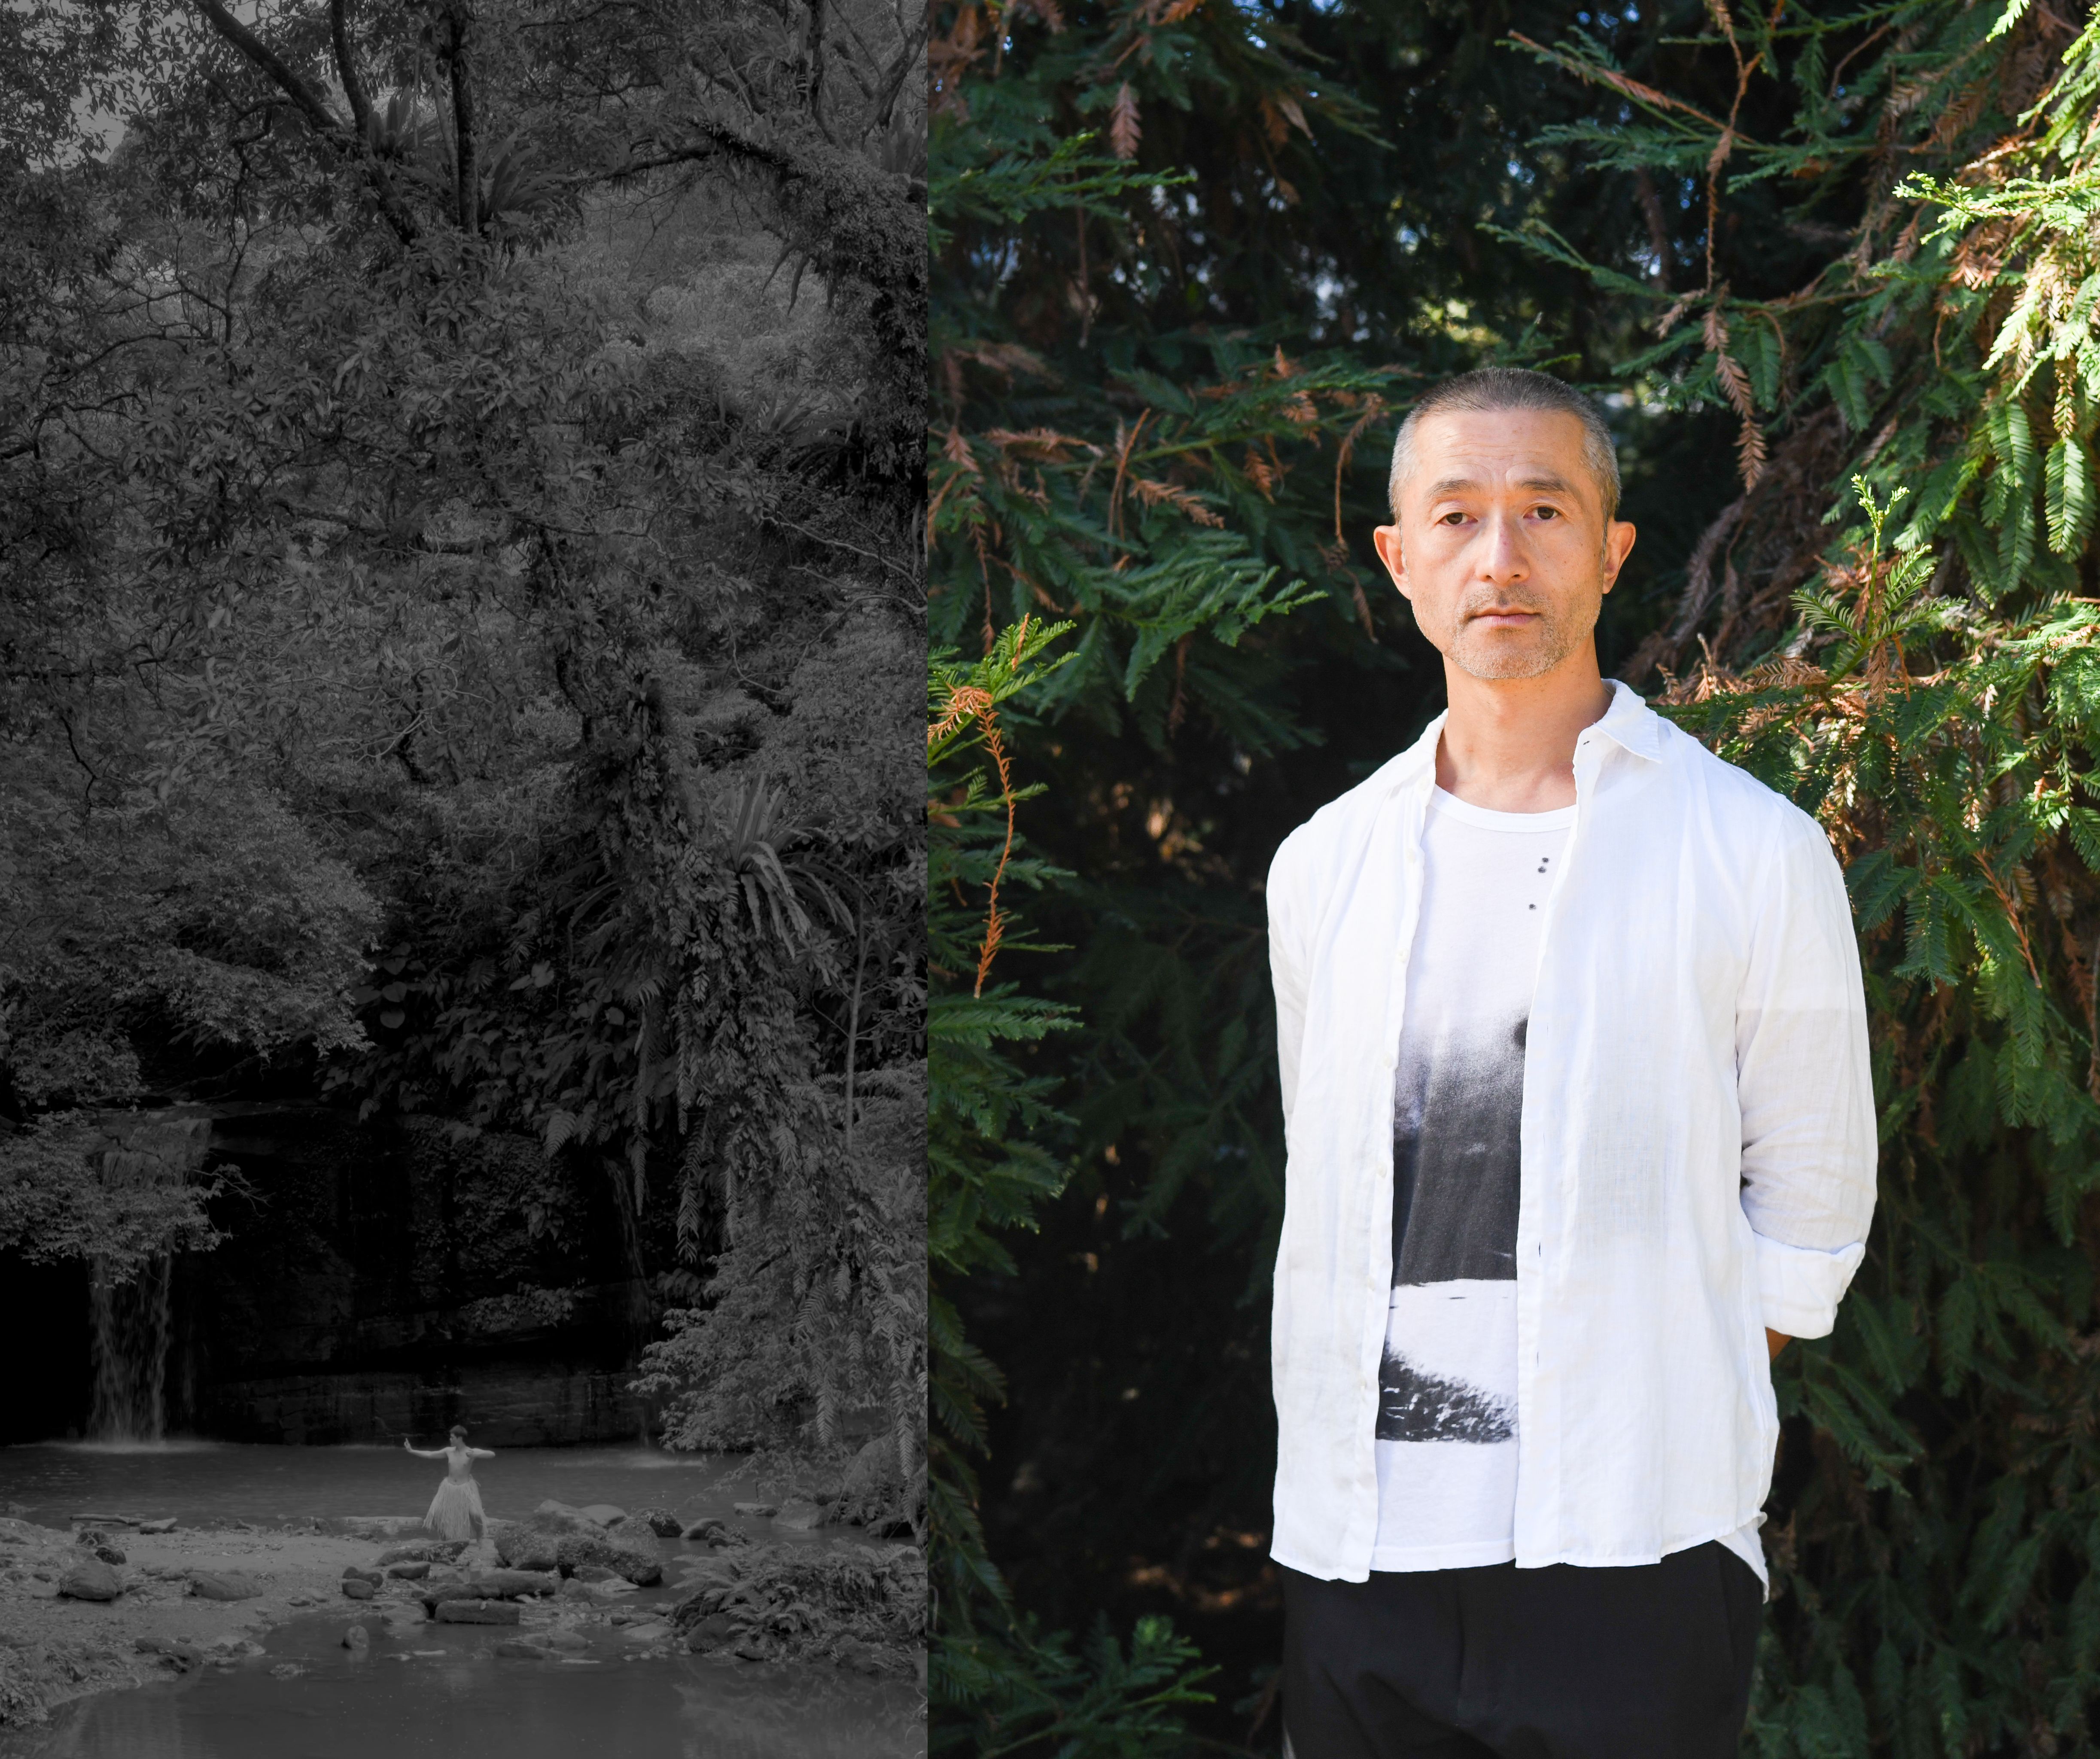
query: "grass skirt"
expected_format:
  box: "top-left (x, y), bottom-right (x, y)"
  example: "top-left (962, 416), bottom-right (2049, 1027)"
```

top-left (425, 1475), bottom-right (484, 1540)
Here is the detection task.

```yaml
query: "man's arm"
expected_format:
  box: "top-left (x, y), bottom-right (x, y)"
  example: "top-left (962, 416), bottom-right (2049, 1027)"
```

top-left (1738, 816), bottom-right (1878, 1348)
top-left (1767, 1328), bottom-right (1789, 1360)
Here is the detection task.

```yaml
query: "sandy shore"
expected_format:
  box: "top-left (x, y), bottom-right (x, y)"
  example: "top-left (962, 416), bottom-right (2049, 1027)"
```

top-left (0, 1515), bottom-right (488, 1726)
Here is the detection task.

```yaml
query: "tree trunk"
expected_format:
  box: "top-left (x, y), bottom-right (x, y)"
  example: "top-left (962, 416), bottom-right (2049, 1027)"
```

top-left (843, 910), bottom-right (865, 1155)
top-left (446, 3), bottom-right (478, 233)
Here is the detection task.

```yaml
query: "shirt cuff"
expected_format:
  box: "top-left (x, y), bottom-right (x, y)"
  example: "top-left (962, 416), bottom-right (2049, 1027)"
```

top-left (1755, 1233), bottom-right (1865, 1339)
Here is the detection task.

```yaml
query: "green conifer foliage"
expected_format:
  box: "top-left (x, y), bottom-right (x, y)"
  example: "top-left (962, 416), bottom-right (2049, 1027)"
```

top-left (936, 0), bottom-right (2100, 1750)
top-left (1535, 9), bottom-right (2100, 1750)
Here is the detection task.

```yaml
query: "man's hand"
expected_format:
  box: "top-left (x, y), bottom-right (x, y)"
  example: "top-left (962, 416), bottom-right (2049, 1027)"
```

top-left (1765, 1328), bottom-right (1790, 1362)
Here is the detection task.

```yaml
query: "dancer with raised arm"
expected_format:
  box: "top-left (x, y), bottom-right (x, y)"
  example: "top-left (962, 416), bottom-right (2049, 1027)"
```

top-left (403, 1426), bottom-right (494, 1547)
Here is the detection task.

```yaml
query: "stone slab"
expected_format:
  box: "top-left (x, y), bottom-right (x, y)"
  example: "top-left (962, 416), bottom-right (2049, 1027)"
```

top-left (188, 1570), bottom-right (267, 1602)
top-left (434, 1600), bottom-right (520, 1625)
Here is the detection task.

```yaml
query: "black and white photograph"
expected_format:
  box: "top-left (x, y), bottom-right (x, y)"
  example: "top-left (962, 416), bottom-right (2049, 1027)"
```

top-left (0, 0), bottom-right (928, 1751)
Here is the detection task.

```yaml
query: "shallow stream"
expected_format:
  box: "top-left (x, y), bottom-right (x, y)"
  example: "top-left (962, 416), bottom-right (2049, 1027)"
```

top-left (0, 1442), bottom-right (925, 1758)
top-left (0, 1439), bottom-right (770, 1535)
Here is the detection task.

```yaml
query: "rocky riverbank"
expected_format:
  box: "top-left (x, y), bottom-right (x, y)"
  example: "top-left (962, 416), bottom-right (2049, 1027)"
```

top-left (0, 1513), bottom-right (395, 1726)
top-left (0, 1494), bottom-right (925, 1729)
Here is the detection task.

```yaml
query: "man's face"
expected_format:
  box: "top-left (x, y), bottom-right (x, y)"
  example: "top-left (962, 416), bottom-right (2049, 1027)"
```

top-left (1373, 407), bottom-right (1636, 682)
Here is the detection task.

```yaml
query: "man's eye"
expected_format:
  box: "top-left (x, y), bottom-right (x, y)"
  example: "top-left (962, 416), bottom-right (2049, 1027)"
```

top-left (1440, 511), bottom-right (1467, 524)
top-left (1534, 505), bottom-right (1559, 520)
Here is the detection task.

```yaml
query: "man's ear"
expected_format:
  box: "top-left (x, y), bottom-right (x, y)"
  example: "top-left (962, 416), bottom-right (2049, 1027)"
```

top-left (1373, 523), bottom-right (1410, 601)
top-left (1601, 518), bottom-right (1637, 593)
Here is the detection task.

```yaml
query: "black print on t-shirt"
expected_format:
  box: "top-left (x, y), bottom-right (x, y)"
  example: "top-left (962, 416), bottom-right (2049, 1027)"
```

top-left (1377, 1352), bottom-right (1516, 1443)
top-left (1375, 1014), bottom-right (1525, 1445)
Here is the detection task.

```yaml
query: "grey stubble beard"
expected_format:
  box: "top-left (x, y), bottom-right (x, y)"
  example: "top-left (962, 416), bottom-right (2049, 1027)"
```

top-left (1444, 596), bottom-right (1583, 681)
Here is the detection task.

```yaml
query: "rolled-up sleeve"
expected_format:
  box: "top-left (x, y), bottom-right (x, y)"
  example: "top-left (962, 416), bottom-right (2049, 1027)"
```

top-left (1269, 831), bottom-right (1311, 1135)
top-left (1736, 814), bottom-right (1878, 1339)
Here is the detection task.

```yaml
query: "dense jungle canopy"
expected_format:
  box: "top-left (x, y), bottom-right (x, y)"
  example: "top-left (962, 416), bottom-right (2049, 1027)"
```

top-left (930, 0), bottom-right (2100, 1753)
top-left (0, 0), bottom-right (926, 1504)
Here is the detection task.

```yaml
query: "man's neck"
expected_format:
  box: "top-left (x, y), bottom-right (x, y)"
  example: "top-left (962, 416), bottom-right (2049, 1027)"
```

top-left (1432, 658), bottom-right (1614, 814)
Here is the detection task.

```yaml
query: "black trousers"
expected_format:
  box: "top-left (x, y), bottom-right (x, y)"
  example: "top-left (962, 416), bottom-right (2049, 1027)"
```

top-left (1281, 1542), bottom-right (1762, 1759)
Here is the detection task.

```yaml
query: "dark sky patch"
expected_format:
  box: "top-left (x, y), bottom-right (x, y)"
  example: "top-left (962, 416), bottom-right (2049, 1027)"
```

top-left (1391, 1019), bottom-right (1525, 1286)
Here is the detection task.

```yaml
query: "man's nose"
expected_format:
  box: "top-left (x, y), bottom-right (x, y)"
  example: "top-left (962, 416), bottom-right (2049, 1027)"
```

top-left (1476, 511), bottom-right (1530, 584)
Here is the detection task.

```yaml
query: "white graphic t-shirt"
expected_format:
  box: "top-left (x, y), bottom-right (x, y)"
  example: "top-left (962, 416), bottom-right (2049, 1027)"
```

top-left (1371, 786), bottom-right (1767, 1587)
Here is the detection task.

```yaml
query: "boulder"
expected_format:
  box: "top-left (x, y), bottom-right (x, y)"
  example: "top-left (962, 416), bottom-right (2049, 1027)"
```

top-left (374, 1543), bottom-right (439, 1567)
top-left (831, 1637), bottom-right (892, 1677)
top-left (834, 1436), bottom-right (909, 1527)
top-left (843, 1436), bottom-right (901, 1502)
top-left (577, 1504), bottom-right (627, 1528)
top-left (207, 1637), bottom-right (265, 1661)
top-left (342, 1579), bottom-right (376, 1601)
top-left (527, 1500), bottom-right (605, 1535)
top-left (685, 1612), bottom-right (737, 1652)
top-left (488, 1522), bottom-right (561, 1573)
top-left (636, 1509), bottom-right (684, 1538)
top-left (731, 1503), bottom-right (777, 1519)
top-left (134, 1636), bottom-right (200, 1670)
top-left (465, 1569), bottom-right (559, 1600)
top-left (137, 1517), bottom-right (177, 1535)
top-left (542, 1628), bottom-right (587, 1653)
top-left (189, 1570), bottom-right (265, 1602)
top-left (341, 1566), bottom-right (383, 1585)
top-left (553, 1532), bottom-right (662, 1586)
top-left (341, 1626), bottom-right (370, 1651)
top-left (772, 1499), bottom-right (824, 1533)
top-left (494, 1638), bottom-right (550, 1659)
top-left (58, 1559), bottom-right (123, 1601)
top-left (385, 1561), bottom-right (431, 1581)
top-left (434, 1599), bottom-right (519, 1625)
top-left (681, 1518), bottom-right (748, 1548)
top-left (91, 1543), bottom-right (127, 1566)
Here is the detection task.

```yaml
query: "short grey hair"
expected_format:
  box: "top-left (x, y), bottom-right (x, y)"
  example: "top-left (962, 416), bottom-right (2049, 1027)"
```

top-left (1388, 368), bottom-right (1620, 523)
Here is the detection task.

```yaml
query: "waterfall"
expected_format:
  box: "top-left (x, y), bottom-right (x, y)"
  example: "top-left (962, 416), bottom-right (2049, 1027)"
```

top-left (87, 1256), bottom-right (173, 1443)
top-left (78, 1108), bottom-right (212, 1444)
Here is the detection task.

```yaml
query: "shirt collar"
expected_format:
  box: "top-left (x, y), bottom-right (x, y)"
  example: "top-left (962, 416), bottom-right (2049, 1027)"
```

top-left (1589, 678), bottom-right (1665, 763)
top-left (1380, 678), bottom-right (1663, 797)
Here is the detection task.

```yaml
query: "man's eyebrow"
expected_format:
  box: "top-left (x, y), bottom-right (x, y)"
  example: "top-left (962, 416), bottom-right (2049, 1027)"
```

top-left (1424, 476), bottom-right (1482, 500)
top-left (1422, 472), bottom-right (1582, 500)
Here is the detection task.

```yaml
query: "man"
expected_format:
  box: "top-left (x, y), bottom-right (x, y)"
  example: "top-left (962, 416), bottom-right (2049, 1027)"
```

top-left (1266, 368), bottom-right (1876, 1757)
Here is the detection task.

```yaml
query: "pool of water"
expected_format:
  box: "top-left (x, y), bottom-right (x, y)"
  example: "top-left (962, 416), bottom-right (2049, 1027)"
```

top-left (0, 1440), bottom-right (776, 1534)
top-left (0, 1611), bottom-right (924, 1758)
top-left (0, 1444), bottom-right (925, 1757)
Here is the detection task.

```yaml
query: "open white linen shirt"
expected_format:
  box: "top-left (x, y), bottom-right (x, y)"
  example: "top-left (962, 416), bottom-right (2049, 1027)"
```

top-left (1266, 679), bottom-right (1876, 1581)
